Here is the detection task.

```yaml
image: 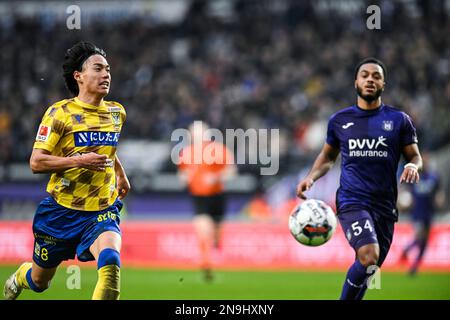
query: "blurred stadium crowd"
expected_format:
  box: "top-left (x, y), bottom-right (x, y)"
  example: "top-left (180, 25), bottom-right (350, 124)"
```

top-left (0, 0), bottom-right (449, 176)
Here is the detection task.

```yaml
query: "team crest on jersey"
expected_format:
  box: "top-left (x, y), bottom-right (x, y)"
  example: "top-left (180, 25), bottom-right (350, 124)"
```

top-left (36, 125), bottom-right (51, 142)
top-left (111, 112), bottom-right (121, 125)
top-left (382, 120), bottom-right (393, 131)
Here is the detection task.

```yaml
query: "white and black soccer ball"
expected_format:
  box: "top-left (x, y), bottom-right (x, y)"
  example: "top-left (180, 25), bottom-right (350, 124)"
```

top-left (289, 199), bottom-right (337, 246)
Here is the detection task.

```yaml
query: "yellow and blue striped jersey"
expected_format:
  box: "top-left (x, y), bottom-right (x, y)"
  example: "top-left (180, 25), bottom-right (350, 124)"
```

top-left (33, 97), bottom-right (126, 211)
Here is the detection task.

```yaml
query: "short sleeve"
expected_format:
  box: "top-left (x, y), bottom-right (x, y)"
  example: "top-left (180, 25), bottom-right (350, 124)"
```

top-left (326, 115), bottom-right (339, 148)
top-left (400, 112), bottom-right (418, 146)
top-left (33, 106), bottom-right (66, 152)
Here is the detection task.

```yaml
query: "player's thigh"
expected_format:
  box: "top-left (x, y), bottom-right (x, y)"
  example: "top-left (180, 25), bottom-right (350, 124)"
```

top-left (209, 194), bottom-right (226, 225)
top-left (372, 215), bottom-right (395, 267)
top-left (78, 199), bottom-right (123, 262)
top-left (338, 209), bottom-right (378, 251)
top-left (32, 235), bottom-right (76, 268)
top-left (192, 196), bottom-right (214, 222)
top-left (32, 197), bottom-right (80, 268)
top-left (89, 231), bottom-right (122, 261)
top-left (193, 214), bottom-right (215, 236)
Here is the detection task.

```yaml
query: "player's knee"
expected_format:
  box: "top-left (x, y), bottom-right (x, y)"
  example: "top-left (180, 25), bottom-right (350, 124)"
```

top-left (359, 256), bottom-right (378, 268)
top-left (357, 248), bottom-right (379, 267)
top-left (97, 248), bottom-right (121, 269)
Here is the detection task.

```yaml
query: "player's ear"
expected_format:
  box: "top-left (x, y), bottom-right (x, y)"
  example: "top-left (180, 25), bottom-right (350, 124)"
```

top-left (73, 70), bottom-right (82, 82)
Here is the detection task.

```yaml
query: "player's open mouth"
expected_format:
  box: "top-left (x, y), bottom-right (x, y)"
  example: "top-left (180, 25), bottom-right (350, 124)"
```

top-left (100, 81), bottom-right (109, 88)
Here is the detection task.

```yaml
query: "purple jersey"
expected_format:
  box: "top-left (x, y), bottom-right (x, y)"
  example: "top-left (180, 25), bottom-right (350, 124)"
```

top-left (410, 171), bottom-right (440, 222)
top-left (326, 103), bottom-right (418, 221)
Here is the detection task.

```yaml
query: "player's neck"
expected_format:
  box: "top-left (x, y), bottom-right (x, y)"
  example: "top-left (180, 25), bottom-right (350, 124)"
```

top-left (76, 93), bottom-right (104, 107)
top-left (357, 97), bottom-right (382, 110)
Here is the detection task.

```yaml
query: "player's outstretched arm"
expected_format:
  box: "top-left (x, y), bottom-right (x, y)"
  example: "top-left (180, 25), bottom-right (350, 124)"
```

top-left (30, 148), bottom-right (109, 173)
top-left (400, 143), bottom-right (422, 184)
top-left (296, 143), bottom-right (340, 199)
top-left (114, 155), bottom-right (131, 200)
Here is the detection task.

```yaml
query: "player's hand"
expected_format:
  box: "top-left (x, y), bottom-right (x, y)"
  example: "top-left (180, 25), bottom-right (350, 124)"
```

top-left (400, 164), bottom-right (420, 184)
top-left (78, 152), bottom-right (109, 171)
top-left (117, 174), bottom-right (131, 200)
top-left (296, 178), bottom-right (314, 200)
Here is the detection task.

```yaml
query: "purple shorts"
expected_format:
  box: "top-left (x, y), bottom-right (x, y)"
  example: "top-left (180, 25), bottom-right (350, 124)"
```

top-left (338, 207), bottom-right (395, 267)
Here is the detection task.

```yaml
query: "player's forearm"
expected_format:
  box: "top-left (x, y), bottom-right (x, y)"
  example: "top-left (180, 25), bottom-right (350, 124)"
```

top-left (114, 155), bottom-right (127, 178)
top-left (402, 144), bottom-right (423, 171)
top-left (30, 152), bottom-right (79, 174)
top-left (406, 155), bottom-right (423, 172)
top-left (307, 152), bottom-right (335, 182)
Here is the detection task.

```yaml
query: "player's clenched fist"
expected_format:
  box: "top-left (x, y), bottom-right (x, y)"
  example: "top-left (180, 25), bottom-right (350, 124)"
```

top-left (78, 152), bottom-right (109, 171)
top-left (296, 178), bottom-right (314, 200)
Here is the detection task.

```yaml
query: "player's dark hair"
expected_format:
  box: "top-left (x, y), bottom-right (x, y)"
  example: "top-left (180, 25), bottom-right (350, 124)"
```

top-left (62, 41), bottom-right (107, 96)
top-left (354, 57), bottom-right (386, 80)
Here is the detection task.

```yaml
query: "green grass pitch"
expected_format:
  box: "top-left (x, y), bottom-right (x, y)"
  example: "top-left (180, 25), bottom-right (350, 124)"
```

top-left (1, 265), bottom-right (449, 300)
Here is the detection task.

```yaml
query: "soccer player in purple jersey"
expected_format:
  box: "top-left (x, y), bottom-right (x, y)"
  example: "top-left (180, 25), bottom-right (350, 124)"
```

top-left (400, 152), bottom-right (444, 275)
top-left (296, 58), bottom-right (423, 300)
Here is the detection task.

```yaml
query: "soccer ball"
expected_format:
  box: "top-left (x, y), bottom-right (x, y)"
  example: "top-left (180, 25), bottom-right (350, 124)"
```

top-left (289, 199), bottom-right (337, 246)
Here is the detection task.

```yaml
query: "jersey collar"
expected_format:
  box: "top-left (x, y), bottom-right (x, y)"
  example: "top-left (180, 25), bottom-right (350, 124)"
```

top-left (353, 102), bottom-right (385, 113)
top-left (74, 97), bottom-right (106, 110)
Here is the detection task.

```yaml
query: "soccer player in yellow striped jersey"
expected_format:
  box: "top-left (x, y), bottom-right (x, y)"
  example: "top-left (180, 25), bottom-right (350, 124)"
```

top-left (3, 42), bottom-right (130, 300)
top-left (34, 97), bottom-right (125, 211)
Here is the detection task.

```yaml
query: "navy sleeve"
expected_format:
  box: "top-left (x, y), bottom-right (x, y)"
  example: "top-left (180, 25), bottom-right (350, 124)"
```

top-left (326, 115), bottom-right (339, 148)
top-left (400, 112), bottom-right (418, 146)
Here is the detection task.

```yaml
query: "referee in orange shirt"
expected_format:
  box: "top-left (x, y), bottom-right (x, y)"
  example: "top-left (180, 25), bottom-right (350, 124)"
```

top-left (178, 121), bottom-right (237, 281)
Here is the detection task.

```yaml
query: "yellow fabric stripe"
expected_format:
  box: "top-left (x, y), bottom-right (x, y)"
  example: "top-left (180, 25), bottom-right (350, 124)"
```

top-left (15, 262), bottom-right (33, 289)
top-left (92, 265), bottom-right (120, 300)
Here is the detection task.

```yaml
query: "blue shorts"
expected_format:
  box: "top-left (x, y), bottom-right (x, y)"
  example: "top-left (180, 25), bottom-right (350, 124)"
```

top-left (32, 197), bottom-right (122, 268)
top-left (338, 206), bottom-right (395, 267)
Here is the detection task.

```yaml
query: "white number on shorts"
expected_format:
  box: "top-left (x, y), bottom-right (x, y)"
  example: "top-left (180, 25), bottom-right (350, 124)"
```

top-left (351, 220), bottom-right (373, 237)
top-left (351, 221), bottom-right (363, 236)
top-left (364, 219), bottom-right (374, 232)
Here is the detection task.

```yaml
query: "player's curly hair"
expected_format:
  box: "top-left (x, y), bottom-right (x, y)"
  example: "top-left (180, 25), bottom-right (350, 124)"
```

top-left (62, 41), bottom-right (107, 96)
top-left (354, 57), bottom-right (386, 81)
